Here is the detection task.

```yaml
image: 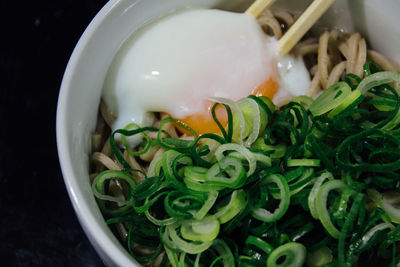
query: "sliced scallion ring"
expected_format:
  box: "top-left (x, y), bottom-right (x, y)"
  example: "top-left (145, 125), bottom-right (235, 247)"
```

top-left (183, 166), bottom-right (225, 192)
top-left (215, 143), bottom-right (257, 176)
top-left (306, 246), bottom-right (333, 267)
top-left (214, 189), bottom-right (247, 224)
top-left (92, 170), bottom-right (136, 205)
top-left (315, 180), bottom-right (351, 238)
top-left (327, 89), bottom-right (362, 119)
top-left (244, 235), bottom-right (274, 255)
top-left (367, 189), bottom-right (400, 224)
top-left (206, 156), bottom-right (247, 189)
top-left (308, 171), bottom-right (333, 219)
top-left (267, 242), bottom-right (307, 267)
top-left (229, 151), bottom-right (272, 167)
top-left (251, 174), bottom-right (290, 222)
top-left (181, 215), bottom-right (220, 242)
top-left (287, 158), bottom-right (320, 167)
top-left (144, 209), bottom-right (177, 226)
top-left (356, 71), bottom-right (400, 94)
top-left (120, 122), bottom-right (153, 156)
top-left (166, 223), bottom-right (213, 254)
top-left (360, 222), bottom-right (395, 248)
top-left (193, 191), bottom-right (219, 220)
top-left (309, 82), bottom-right (352, 116)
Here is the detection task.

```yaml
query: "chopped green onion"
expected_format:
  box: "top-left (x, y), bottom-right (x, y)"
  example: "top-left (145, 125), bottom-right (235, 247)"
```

top-left (287, 158), bottom-right (320, 167)
top-left (368, 189), bottom-right (400, 224)
top-left (356, 71), bottom-right (400, 94)
top-left (92, 170), bottom-right (137, 216)
top-left (306, 246), bottom-right (333, 267)
top-left (214, 143), bottom-right (257, 176)
top-left (315, 180), bottom-right (350, 238)
top-left (251, 174), bottom-right (290, 222)
top-left (165, 222), bottom-right (213, 254)
top-left (360, 222), bottom-right (395, 248)
top-left (267, 242), bottom-right (307, 267)
top-left (162, 150), bottom-right (192, 189)
top-left (181, 215), bottom-right (220, 242)
top-left (309, 82), bottom-right (352, 116)
top-left (193, 191), bottom-right (219, 220)
top-left (254, 137), bottom-right (287, 158)
top-left (211, 103), bottom-right (233, 143)
top-left (92, 65), bottom-right (400, 266)
top-left (206, 156), bottom-right (247, 189)
top-left (245, 235), bottom-right (274, 254)
top-left (327, 89), bottom-right (362, 119)
top-left (308, 171), bottom-right (333, 219)
top-left (293, 95), bottom-right (314, 109)
top-left (120, 122), bottom-right (153, 156)
top-left (214, 189), bottom-right (247, 224)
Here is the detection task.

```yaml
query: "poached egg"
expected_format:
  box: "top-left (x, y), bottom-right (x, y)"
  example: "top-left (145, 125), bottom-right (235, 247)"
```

top-left (102, 9), bottom-right (310, 143)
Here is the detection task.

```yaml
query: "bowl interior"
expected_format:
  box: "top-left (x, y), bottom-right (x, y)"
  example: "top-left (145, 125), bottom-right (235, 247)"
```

top-left (57, 0), bottom-right (400, 266)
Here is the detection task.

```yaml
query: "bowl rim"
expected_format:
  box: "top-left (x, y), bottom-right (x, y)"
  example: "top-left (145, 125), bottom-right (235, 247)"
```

top-left (56, 0), bottom-right (138, 266)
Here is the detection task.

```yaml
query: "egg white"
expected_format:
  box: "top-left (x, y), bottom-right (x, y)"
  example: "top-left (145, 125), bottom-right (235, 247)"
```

top-left (102, 9), bottom-right (310, 145)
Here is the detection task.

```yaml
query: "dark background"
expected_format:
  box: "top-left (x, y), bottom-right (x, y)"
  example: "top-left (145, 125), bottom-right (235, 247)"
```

top-left (1, 1), bottom-right (108, 266)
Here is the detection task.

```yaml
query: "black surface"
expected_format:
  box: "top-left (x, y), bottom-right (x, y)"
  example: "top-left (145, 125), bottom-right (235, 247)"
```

top-left (1, 1), bottom-right (108, 266)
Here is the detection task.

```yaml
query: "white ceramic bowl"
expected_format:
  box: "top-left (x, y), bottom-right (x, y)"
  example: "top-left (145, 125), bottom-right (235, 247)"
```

top-left (56, 0), bottom-right (400, 266)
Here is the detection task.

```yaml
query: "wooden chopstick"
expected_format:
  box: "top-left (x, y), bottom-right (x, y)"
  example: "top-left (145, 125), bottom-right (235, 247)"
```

top-left (278, 0), bottom-right (336, 57)
top-left (245, 0), bottom-right (277, 18)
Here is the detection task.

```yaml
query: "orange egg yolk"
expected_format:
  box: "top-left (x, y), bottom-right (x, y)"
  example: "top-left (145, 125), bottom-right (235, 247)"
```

top-left (176, 78), bottom-right (279, 135)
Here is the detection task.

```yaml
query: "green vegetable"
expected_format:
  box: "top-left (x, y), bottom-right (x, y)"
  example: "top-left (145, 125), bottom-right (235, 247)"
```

top-left (309, 82), bottom-right (352, 116)
top-left (92, 66), bottom-right (400, 266)
top-left (306, 246), bottom-right (333, 267)
top-left (267, 242), bottom-right (307, 267)
top-left (181, 215), bottom-right (220, 242)
top-left (206, 156), bottom-right (247, 188)
top-left (251, 174), bottom-right (290, 223)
